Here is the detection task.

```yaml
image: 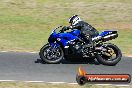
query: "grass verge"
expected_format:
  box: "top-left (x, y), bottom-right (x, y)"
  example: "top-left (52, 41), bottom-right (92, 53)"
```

top-left (0, 0), bottom-right (132, 54)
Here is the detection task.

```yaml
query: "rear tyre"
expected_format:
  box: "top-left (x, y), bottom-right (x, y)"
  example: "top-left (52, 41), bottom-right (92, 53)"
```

top-left (96, 43), bottom-right (122, 66)
top-left (39, 43), bottom-right (64, 64)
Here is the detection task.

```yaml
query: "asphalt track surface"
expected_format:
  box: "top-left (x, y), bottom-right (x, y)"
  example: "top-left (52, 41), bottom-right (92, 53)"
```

top-left (0, 52), bottom-right (132, 84)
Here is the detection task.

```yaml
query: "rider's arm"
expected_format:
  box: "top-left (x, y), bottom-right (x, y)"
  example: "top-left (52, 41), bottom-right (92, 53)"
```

top-left (61, 22), bottom-right (82, 32)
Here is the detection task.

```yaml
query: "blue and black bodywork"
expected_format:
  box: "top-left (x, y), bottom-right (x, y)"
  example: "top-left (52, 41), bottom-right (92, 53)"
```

top-left (39, 25), bottom-right (121, 65)
top-left (48, 26), bottom-right (118, 51)
top-left (48, 28), bottom-right (80, 47)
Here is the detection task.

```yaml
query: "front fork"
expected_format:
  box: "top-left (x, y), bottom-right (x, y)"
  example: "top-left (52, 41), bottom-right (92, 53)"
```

top-left (50, 42), bottom-right (60, 49)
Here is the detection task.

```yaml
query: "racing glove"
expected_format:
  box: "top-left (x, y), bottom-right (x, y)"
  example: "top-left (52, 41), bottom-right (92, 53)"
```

top-left (60, 26), bottom-right (70, 33)
top-left (62, 26), bottom-right (69, 31)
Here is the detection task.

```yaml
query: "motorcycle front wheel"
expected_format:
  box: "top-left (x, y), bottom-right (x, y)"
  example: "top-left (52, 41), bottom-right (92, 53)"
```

top-left (39, 43), bottom-right (64, 64)
top-left (96, 43), bottom-right (122, 66)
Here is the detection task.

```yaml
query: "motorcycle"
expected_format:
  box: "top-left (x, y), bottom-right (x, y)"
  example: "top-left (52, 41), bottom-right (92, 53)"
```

top-left (39, 26), bottom-right (122, 65)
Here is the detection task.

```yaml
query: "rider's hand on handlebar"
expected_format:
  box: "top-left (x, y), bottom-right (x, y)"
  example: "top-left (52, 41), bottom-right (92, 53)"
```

top-left (60, 26), bottom-right (69, 33)
top-left (62, 26), bottom-right (69, 31)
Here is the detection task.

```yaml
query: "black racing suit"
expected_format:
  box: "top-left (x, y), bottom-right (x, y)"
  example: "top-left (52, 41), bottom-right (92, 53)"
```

top-left (68, 21), bottom-right (99, 44)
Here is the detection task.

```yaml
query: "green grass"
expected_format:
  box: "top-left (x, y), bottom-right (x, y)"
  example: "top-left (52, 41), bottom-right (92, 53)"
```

top-left (0, 82), bottom-right (131, 88)
top-left (0, 0), bottom-right (132, 54)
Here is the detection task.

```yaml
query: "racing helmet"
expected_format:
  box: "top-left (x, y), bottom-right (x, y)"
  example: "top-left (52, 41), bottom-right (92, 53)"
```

top-left (69, 15), bottom-right (81, 26)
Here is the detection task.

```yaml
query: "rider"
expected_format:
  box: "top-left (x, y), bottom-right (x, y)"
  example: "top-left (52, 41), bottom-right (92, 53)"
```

top-left (62, 15), bottom-right (99, 46)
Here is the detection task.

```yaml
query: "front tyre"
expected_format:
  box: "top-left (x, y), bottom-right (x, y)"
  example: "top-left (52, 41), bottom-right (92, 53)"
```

top-left (96, 43), bottom-right (122, 66)
top-left (39, 43), bottom-right (64, 64)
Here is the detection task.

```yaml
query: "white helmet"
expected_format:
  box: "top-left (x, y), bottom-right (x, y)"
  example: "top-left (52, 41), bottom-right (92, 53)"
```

top-left (69, 15), bottom-right (81, 26)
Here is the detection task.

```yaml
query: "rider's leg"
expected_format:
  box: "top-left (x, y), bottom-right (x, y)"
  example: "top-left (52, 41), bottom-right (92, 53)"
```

top-left (82, 33), bottom-right (93, 47)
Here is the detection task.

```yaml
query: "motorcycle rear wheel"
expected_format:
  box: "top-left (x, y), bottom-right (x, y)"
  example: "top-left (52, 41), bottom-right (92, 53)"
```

top-left (96, 43), bottom-right (122, 66)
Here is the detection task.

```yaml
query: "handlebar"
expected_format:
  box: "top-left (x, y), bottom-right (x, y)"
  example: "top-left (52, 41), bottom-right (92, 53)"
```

top-left (51, 25), bottom-right (63, 34)
top-left (54, 25), bottom-right (63, 30)
top-left (52, 25), bottom-right (71, 33)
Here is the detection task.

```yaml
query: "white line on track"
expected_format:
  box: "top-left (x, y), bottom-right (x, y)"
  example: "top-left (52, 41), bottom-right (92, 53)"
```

top-left (0, 80), bottom-right (131, 86)
top-left (28, 52), bottom-right (38, 54)
top-left (127, 56), bottom-right (132, 57)
top-left (68, 83), bottom-right (78, 84)
top-left (95, 84), bottom-right (130, 86)
top-left (25, 81), bottom-right (45, 83)
top-left (0, 51), bottom-right (38, 54)
top-left (0, 51), bottom-right (8, 53)
top-left (48, 82), bottom-right (67, 84)
top-left (0, 80), bottom-right (16, 82)
top-left (115, 85), bottom-right (130, 86)
top-left (95, 84), bottom-right (112, 86)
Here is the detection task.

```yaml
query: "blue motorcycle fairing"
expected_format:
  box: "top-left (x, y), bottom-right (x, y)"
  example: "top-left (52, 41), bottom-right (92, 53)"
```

top-left (57, 29), bottom-right (80, 47)
top-left (48, 29), bottom-right (80, 47)
top-left (48, 29), bottom-right (117, 48)
top-left (98, 30), bottom-right (117, 37)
